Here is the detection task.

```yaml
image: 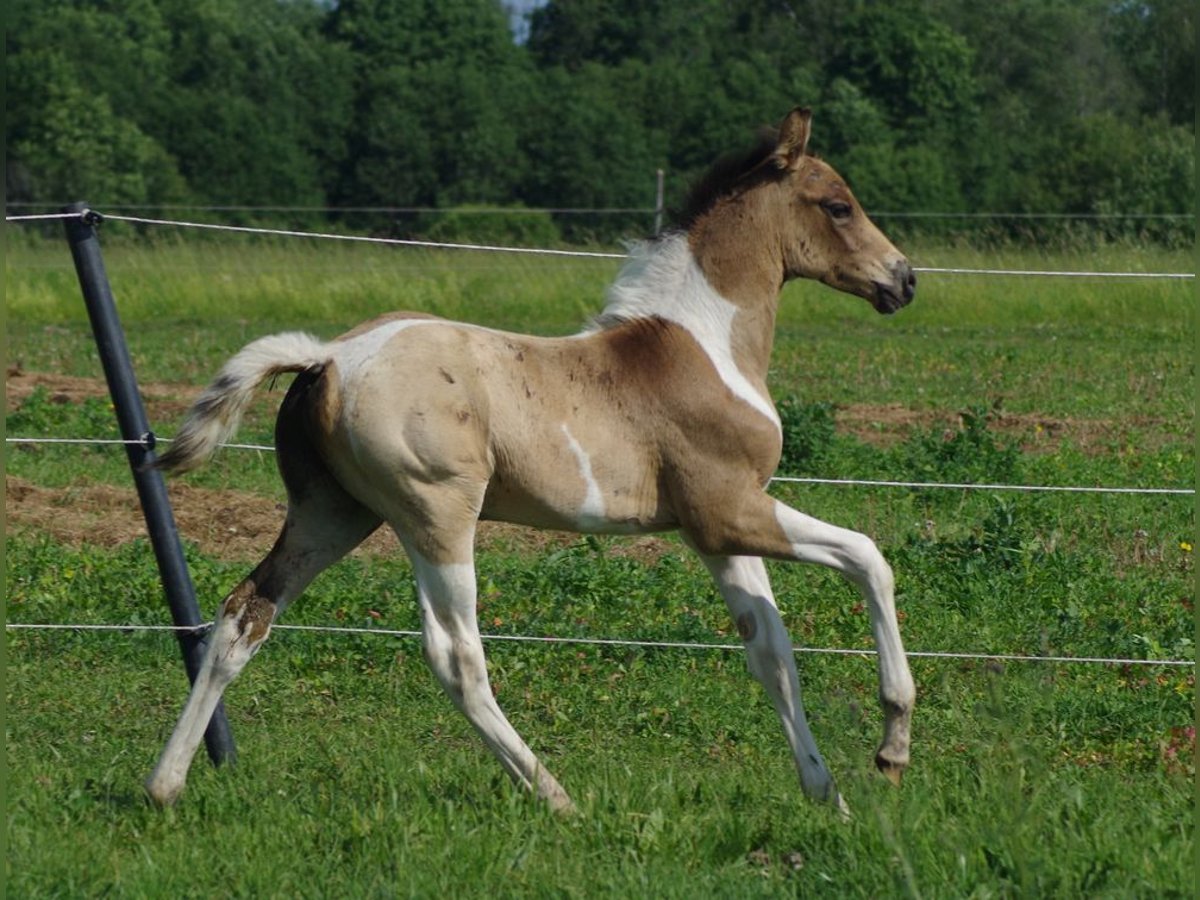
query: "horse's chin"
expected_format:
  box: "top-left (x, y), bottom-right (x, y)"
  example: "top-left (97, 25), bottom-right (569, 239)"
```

top-left (870, 283), bottom-right (912, 315)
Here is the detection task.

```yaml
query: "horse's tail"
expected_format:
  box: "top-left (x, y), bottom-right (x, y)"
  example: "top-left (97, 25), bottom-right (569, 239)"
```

top-left (154, 332), bottom-right (332, 474)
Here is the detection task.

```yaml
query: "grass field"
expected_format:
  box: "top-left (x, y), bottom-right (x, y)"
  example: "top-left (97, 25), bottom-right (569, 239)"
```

top-left (5, 231), bottom-right (1196, 897)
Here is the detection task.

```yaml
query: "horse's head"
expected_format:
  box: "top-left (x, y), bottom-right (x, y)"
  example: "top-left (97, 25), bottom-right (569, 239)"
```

top-left (767, 108), bottom-right (916, 314)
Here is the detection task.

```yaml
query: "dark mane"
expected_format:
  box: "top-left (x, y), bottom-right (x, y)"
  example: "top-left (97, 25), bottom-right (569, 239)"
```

top-left (673, 127), bottom-right (779, 230)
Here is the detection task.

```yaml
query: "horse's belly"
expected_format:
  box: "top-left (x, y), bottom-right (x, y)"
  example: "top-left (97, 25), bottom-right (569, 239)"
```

top-left (479, 488), bottom-right (675, 535)
top-left (481, 434), bottom-right (675, 535)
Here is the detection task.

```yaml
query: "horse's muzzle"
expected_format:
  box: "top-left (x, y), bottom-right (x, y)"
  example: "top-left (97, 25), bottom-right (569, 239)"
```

top-left (871, 262), bottom-right (917, 315)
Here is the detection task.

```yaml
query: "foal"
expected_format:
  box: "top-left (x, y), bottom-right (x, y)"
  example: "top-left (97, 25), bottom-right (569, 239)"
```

top-left (146, 108), bottom-right (916, 816)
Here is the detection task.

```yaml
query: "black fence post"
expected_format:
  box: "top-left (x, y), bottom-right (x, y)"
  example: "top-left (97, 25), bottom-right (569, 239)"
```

top-left (61, 202), bottom-right (236, 766)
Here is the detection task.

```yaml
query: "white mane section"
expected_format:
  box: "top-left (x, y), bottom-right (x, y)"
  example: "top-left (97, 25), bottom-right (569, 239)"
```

top-left (594, 234), bottom-right (780, 428)
top-left (599, 235), bottom-right (698, 325)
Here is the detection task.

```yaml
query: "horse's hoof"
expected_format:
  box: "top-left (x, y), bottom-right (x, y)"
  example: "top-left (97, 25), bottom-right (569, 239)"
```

top-left (144, 777), bottom-right (182, 808)
top-left (874, 753), bottom-right (906, 787)
top-left (833, 793), bottom-right (852, 821)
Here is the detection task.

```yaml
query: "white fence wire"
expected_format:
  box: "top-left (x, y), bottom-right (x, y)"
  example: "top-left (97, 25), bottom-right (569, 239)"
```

top-left (5, 207), bottom-right (1194, 670)
top-left (8, 202), bottom-right (1196, 220)
top-left (4, 622), bottom-right (1192, 668)
top-left (4, 436), bottom-right (1193, 496)
top-left (5, 209), bottom-right (1196, 278)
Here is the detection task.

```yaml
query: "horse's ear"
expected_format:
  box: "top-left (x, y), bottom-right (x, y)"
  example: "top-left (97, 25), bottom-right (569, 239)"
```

top-left (773, 107), bottom-right (812, 171)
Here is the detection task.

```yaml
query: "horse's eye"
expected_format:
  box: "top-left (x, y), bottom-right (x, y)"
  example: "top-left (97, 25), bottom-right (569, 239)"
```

top-left (821, 200), bottom-right (853, 220)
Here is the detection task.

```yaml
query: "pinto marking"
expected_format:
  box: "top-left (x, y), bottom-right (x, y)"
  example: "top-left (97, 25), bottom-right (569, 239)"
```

top-left (146, 107), bottom-right (917, 816)
top-left (600, 236), bottom-right (781, 429)
top-left (560, 424), bottom-right (608, 529)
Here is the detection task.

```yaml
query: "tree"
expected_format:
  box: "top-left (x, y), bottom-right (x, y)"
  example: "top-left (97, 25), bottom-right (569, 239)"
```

top-left (6, 0), bottom-right (184, 204)
top-left (328, 0), bottom-right (535, 213)
top-left (519, 64), bottom-right (664, 239)
top-left (8, 54), bottom-right (186, 205)
top-left (1107, 0), bottom-right (1195, 124)
top-left (4, 0), bottom-right (1191, 244)
top-left (153, 0), bottom-right (354, 210)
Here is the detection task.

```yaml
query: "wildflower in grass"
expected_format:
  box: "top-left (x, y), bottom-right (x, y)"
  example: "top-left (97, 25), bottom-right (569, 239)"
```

top-left (1179, 541), bottom-right (1192, 553)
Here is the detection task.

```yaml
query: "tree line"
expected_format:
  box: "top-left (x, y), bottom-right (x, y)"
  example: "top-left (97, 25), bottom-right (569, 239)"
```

top-left (6, 0), bottom-right (1195, 245)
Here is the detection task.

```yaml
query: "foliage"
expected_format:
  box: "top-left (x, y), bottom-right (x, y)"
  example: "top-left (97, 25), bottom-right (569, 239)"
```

top-left (416, 205), bottom-right (561, 247)
top-left (5, 0), bottom-right (1194, 245)
top-left (775, 396), bottom-right (838, 475)
top-left (897, 405), bottom-right (1021, 489)
top-left (7, 386), bottom-right (118, 437)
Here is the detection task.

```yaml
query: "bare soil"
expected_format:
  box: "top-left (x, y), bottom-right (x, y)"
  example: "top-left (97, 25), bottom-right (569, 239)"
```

top-left (4, 473), bottom-right (683, 564)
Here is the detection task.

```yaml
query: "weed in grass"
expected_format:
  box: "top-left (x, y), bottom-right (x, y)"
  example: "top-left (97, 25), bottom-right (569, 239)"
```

top-left (776, 395), bottom-right (837, 475)
top-left (896, 403), bottom-right (1020, 490)
top-left (7, 385), bottom-right (119, 437)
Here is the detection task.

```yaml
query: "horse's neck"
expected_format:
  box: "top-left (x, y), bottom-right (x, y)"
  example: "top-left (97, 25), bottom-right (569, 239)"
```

top-left (687, 213), bottom-right (784, 383)
top-left (598, 233), bottom-right (781, 383)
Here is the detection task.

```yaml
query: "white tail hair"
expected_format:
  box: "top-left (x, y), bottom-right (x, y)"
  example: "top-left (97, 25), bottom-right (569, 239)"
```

top-left (155, 332), bottom-right (330, 474)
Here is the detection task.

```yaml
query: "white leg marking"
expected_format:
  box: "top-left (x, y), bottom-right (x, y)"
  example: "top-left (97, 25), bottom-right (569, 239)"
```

top-left (772, 501), bottom-right (915, 778)
top-left (145, 595), bottom-right (273, 805)
top-left (699, 554), bottom-right (848, 815)
top-left (146, 499), bottom-right (379, 806)
top-left (407, 547), bottom-right (575, 812)
top-left (560, 424), bottom-right (607, 528)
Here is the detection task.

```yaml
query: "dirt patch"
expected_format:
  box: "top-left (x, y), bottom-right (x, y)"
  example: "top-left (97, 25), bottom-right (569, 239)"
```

top-left (5, 369), bottom-right (675, 563)
top-left (9, 367), bottom-right (1180, 454)
top-left (4, 475), bottom-right (674, 565)
top-left (6, 475), bottom-right (299, 559)
top-left (5, 366), bottom-right (192, 418)
top-left (833, 402), bottom-right (1175, 454)
top-left (4, 369), bottom-right (1183, 562)
top-left (833, 403), bottom-right (938, 446)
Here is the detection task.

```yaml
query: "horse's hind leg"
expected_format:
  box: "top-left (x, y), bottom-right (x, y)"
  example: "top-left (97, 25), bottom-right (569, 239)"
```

top-left (402, 536), bottom-right (575, 813)
top-left (145, 490), bottom-right (380, 805)
top-left (146, 373), bottom-right (381, 805)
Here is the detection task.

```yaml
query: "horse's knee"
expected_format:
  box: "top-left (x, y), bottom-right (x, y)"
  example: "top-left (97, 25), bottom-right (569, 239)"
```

top-left (841, 532), bottom-right (893, 595)
top-left (421, 613), bottom-right (478, 705)
top-left (421, 631), bottom-right (456, 688)
top-left (740, 624), bottom-right (796, 694)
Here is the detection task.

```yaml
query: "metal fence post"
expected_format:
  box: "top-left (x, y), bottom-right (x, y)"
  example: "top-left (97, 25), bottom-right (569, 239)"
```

top-left (61, 202), bottom-right (236, 766)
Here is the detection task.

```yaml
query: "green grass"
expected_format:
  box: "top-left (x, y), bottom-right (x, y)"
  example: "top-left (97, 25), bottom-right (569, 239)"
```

top-left (5, 233), bottom-right (1195, 897)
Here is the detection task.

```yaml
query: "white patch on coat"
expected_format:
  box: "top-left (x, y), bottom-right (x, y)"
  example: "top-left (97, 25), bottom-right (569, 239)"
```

top-left (334, 319), bottom-right (438, 382)
top-left (561, 423), bottom-right (607, 528)
top-left (595, 235), bottom-right (780, 429)
top-left (332, 319), bottom-right (446, 463)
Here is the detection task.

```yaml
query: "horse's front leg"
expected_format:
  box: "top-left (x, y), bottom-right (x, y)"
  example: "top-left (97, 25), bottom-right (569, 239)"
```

top-left (686, 494), bottom-right (915, 799)
top-left (698, 554), bottom-right (848, 814)
top-left (767, 501), bottom-right (914, 786)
